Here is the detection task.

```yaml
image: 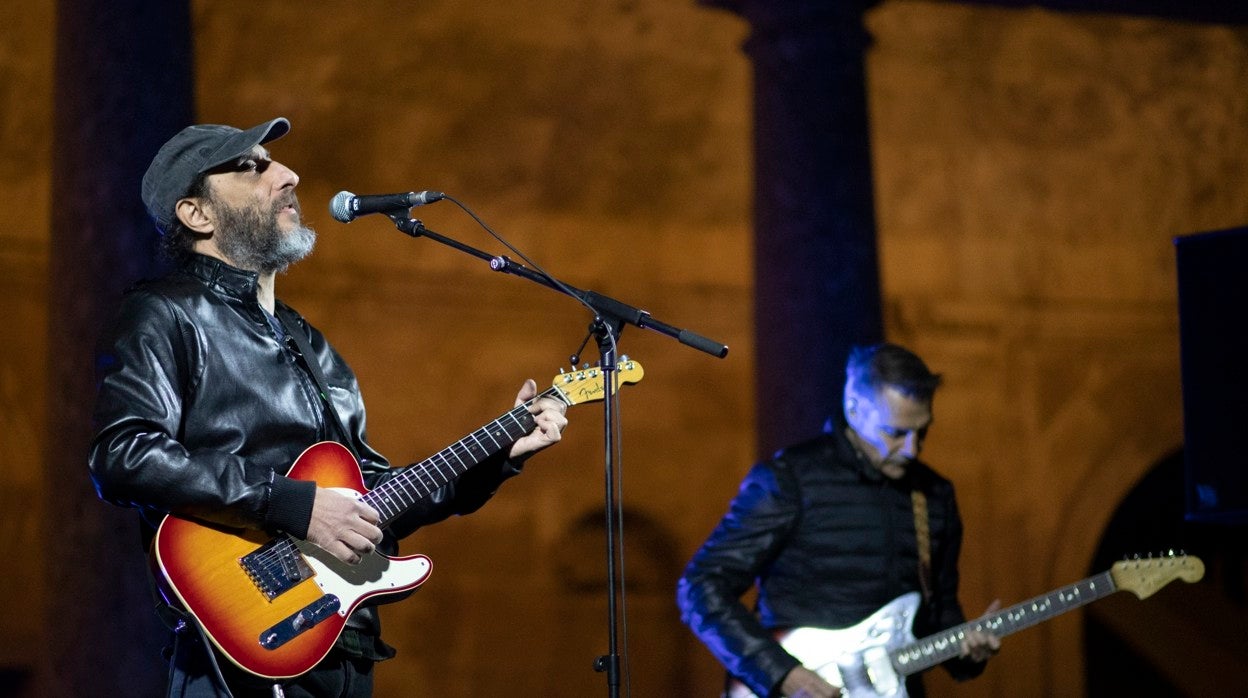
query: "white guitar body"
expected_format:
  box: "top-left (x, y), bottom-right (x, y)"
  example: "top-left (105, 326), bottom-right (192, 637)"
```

top-left (784, 592), bottom-right (920, 697)
top-left (726, 592), bottom-right (921, 698)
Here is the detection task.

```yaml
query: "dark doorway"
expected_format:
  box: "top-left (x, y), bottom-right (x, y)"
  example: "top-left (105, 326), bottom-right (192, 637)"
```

top-left (1085, 450), bottom-right (1248, 696)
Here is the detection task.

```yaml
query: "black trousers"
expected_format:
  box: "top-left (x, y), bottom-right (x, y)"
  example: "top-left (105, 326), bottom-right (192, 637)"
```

top-left (167, 630), bottom-right (375, 698)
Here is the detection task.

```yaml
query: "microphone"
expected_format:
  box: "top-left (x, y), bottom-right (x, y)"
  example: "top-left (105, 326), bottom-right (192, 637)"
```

top-left (329, 190), bottom-right (444, 223)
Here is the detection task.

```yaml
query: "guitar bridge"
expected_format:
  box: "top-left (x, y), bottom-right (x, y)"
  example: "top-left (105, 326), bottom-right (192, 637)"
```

top-left (259, 594), bottom-right (342, 650)
top-left (240, 537), bottom-right (315, 600)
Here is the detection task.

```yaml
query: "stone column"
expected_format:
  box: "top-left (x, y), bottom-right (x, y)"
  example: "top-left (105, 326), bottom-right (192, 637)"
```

top-left (703, 0), bottom-right (884, 457)
top-left (45, 1), bottom-right (193, 695)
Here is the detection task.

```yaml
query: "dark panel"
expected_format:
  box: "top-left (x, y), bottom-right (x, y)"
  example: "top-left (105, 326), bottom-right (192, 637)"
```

top-left (1175, 227), bottom-right (1248, 525)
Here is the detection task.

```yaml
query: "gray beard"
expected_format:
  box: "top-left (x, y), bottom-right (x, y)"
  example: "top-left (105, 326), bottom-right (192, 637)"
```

top-left (213, 198), bottom-right (316, 274)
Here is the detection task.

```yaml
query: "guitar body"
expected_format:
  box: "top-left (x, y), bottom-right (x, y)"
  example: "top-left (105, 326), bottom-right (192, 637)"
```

top-left (785, 593), bottom-right (920, 697)
top-left (154, 442), bottom-right (433, 679)
top-left (150, 361), bottom-right (645, 681)
top-left (726, 593), bottom-right (920, 698)
top-left (723, 554), bottom-right (1204, 698)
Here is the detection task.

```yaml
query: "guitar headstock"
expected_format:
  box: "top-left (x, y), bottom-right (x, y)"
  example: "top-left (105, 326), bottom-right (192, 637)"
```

top-left (551, 358), bottom-right (645, 406)
top-left (1111, 553), bottom-right (1205, 600)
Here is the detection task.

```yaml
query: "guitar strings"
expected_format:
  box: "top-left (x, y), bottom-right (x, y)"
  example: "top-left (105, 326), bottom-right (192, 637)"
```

top-left (242, 387), bottom-right (569, 583)
top-left (366, 390), bottom-right (556, 526)
top-left (366, 386), bottom-right (564, 506)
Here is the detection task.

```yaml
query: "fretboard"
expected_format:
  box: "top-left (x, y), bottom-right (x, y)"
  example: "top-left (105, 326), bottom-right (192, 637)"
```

top-left (891, 570), bottom-right (1118, 675)
top-left (360, 387), bottom-right (564, 528)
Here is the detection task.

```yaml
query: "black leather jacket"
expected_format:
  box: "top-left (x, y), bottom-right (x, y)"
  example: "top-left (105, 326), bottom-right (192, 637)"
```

top-left (676, 419), bottom-right (982, 697)
top-left (89, 254), bottom-right (520, 646)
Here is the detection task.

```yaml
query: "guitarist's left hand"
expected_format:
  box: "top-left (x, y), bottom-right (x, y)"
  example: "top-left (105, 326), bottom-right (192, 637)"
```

top-left (508, 379), bottom-right (569, 459)
top-left (960, 599), bottom-right (1003, 663)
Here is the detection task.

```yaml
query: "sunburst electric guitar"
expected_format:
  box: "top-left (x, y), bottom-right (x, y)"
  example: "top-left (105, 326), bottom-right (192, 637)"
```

top-left (728, 554), bottom-right (1205, 698)
top-left (153, 360), bottom-right (643, 680)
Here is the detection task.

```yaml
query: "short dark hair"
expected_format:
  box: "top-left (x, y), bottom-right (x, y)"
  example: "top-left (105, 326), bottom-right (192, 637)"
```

top-left (158, 172), bottom-right (211, 266)
top-left (845, 343), bottom-right (942, 402)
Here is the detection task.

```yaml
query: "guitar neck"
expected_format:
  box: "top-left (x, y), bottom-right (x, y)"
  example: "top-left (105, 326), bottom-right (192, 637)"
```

top-left (892, 570), bottom-right (1117, 675)
top-left (361, 387), bottom-right (566, 528)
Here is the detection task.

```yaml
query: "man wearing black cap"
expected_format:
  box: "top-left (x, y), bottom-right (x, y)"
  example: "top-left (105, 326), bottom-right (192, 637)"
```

top-left (88, 117), bottom-right (570, 697)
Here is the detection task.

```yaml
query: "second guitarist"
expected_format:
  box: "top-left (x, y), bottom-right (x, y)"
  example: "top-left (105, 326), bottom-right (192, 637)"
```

top-left (88, 116), bottom-right (570, 698)
top-left (677, 343), bottom-right (999, 698)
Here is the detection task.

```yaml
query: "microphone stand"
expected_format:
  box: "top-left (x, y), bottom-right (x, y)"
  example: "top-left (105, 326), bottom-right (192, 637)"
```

top-left (386, 214), bottom-right (727, 697)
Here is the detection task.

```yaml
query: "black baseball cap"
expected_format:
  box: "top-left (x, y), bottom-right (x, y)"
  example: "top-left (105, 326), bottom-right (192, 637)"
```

top-left (141, 117), bottom-right (290, 234)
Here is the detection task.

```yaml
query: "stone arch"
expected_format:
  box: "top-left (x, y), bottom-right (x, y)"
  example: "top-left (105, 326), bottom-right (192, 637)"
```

top-left (1043, 436), bottom-right (1183, 696)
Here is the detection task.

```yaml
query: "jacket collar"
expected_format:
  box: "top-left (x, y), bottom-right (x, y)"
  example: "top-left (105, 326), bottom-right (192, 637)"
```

top-left (183, 253), bottom-right (260, 300)
top-left (824, 410), bottom-right (903, 485)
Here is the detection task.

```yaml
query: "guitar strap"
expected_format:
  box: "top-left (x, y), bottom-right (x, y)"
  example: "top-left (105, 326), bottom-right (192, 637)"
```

top-left (274, 304), bottom-right (361, 462)
top-left (911, 489), bottom-right (933, 604)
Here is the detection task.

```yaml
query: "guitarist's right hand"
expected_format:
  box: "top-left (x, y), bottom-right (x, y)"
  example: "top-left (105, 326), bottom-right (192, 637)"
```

top-left (780, 666), bottom-right (840, 698)
top-left (306, 487), bottom-right (384, 564)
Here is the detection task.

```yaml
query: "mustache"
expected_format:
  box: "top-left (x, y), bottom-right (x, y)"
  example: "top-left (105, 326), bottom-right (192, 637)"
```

top-left (274, 193), bottom-right (302, 215)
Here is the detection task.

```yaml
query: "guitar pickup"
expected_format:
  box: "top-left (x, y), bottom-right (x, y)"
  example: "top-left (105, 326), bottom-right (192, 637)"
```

top-left (258, 594), bottom-right (342, 650)
top-left (240, 536), bottom-right (315, 600)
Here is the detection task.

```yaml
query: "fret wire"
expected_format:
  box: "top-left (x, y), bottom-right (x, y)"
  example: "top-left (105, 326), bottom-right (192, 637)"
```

top-left (891, 571), bottom-right (1118, 672)
top-left (348, 390), bottom-right (568, 530)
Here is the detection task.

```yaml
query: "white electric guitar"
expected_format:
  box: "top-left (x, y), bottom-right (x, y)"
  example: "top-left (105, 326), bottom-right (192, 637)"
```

top-left (727, 554), bottom-right (1204, 698)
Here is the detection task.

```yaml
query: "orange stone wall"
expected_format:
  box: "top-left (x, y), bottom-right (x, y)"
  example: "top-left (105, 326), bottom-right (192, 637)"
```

top-left (2, 1), bottom-right (1246, 695)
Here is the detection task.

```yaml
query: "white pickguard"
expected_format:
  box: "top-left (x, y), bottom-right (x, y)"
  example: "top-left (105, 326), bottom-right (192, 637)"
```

top-left (727, 592), bottom-right (921, 698)
top-left (294, 541), bottom-right (432, 616)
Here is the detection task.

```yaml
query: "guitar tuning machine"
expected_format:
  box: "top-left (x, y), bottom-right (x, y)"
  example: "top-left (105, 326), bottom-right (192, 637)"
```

top-left (559, 356), bottom-right (630, 375)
